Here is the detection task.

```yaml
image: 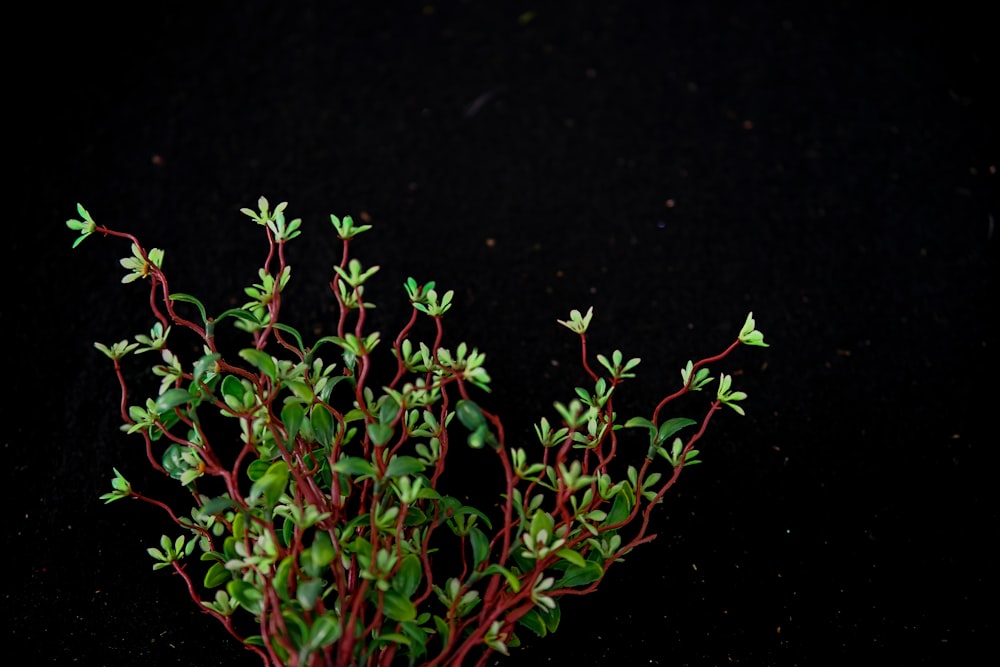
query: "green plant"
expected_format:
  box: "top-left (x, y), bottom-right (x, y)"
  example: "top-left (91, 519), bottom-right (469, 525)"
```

top-left (67, 198), bottom-right (768, 666)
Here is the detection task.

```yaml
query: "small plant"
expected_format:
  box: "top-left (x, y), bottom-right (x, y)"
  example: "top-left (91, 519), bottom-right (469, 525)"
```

top-left (67, 198), bottom-right (768, 666)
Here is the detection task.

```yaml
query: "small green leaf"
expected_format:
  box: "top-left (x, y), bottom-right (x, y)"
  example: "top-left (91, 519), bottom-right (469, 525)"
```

top-left (656, 417), bottom-right (697, 444)
top-left (239, 348), bottom-right (278, 381)
top-left (311, 404), bottom-right (335, 448)
top-left (192, 353), bottom-right (221, 384)
top-left (518, 609), bottom-right (548, 637)
top-left (169, 293), bottom-right (209, 327)
top-left (161, 444), bottom-right (189, 481)
top-left (247, 459), bottom-right (271, 481)
top-left (284, 380), bottom-right (314, 403)
top-left (227, 579), bottom-right (264, 615)
top-left (280, 402), bottom-right (305, 444)
top-left (220, 375), bottom-right (246, 402)
top-left (155, 388), bottom-right (191, 412)
top-left (482, 564), bottom-right (522, 593)
top-left (739, 312), bottom-right (769, 347)
top-left (384, 455), bottom-right (426, 479)
top-left (519, 603), bottom-right (561, 638)
top-left (249, 460), bottom-right (290, 509)
top-left (308, 613), bottom-right (342, 648)
top-left (273, 557), bottom-right (294, 601)
top-left (332, 456), bottom-right (376, 478)
top-left (556, 561), bottom-right (604, 588)
top-left (379, 394), bottom-right (400, 425)
top-left (605, 486), bottom-right (634, 526)
top-left (529, 510), bottom-right (554, 541)
top-left (382, 589), bottom-right (417, 622)
top-left (555, 547), bottom-right (587, 568)
top-left (367, 422), bottom-right (394, 446)
top-left (466, 423), bottom-right (489, 449)
top-left (299, 580), bottom-right (325, 611)
top-left (392, 554), bottom-right (423, 598)
top-left (556, 307), bottom-right (594, 334)
top-left (204, 561), bottom-right (231, 588)
top-left (469, 526), bottom-right (490, 568)
top-left (309, 531), bottom-right (336, 571)
top-left (100, 468), bottom-right (132, 503)
top-left (624, 416), bottom-right (656, 441)
top-left (455, 399), bottom-right (486, 430)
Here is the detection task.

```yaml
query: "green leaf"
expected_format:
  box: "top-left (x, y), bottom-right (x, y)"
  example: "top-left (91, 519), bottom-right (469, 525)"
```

top-left (455, 399), bottom-right (486, 430)
top-left (367, 422), bottom-right (394, 446)
top-left (371, 632), bottom-right (411, 648)
top-left (469, 526), bottom-right (490, 568)
top-left (280, 402), bottom-right (304, 444)
top-left (529, 510), bottom-right (554, 541)
top-left (330, 214), bottom-right (372, 239)
top-left (100, 468), bottom-right (131, 503)
top-left (519, 603), bottom-right (561, 637)
top-left (228, 579), bottom-right (264, 615)
top-left (397, 620), bottom-right (429, 660)
top-left (161, 444), bottom-right (189, 481)
top-left (555, 547), bottom-right (587, 568)
top-left (379, 394), bottom-right (400, 425)
top-left (466, 423), bottom-right (488, 449)
top-left (191, 353), bottom-right (220, 384)
top-left (67, 203), bottom-right (97, 247)
top-left (392, 554), bottom-right (423, 598)
top-left (250, 460), bottom-right (290, 509)
top-left (309, 532), bottom-right (336, 571)
top-left (204, 561), bottom-right (231, 588)
top-left (155, 388), bottom-right (191, 412)
top-left (542, 602), bottom-right (561, 633)
top-left (403, 507), bottom-right (428, 526)
top-left (169, 293), bottom-right (209, 327)
top-left (247, 459), bottom-right (271, 481)
top-left (724, 402), bottom-right (746, 416)
top-left (200, 495), bottom-right (238, 516)
top-left (433, 615), bottom-right (450, 646)
top-left (605, 486), bottom-right (634, 526)
top-left (482, 564), bottom-right (521, 593)
top-left (311, 404), bottom-right (335, 448)
top-left (284, 380), bottom-right (314, 403)
top-left (518, 609), bottom-right (548, 637)
top-left (556, 307), bottom-right (593, 334)
top-left (739, 312), bottom-right (769, 347)
top-left (556, 560), bottom-right (604, 588)
top-left (382, 589), bottom-right (417, 622)
top-left (239, 348), bottom-right (278, 381)
top-left (451, 504), bottom-right (493, 531)
top-left (221, 375), bottom-right (246, 402)
top-left (297, 578), bottom-right (324, 611)
top-left (656, 417), bottom-right (697, 444)
top-left (215, 307), bottom-right (261, 325)
top-left (273, 557), bottom-right (294, 601)
top-left (384, 455), bottom-right (426, 479)
top-left (271, 322), bottom-right (306, 352)
top-left (624, 416), bottom-right (656, 440)
top-left (308, 613), bottom-right (342, 648)
top-left (332, 456), bottom-right (376, 478)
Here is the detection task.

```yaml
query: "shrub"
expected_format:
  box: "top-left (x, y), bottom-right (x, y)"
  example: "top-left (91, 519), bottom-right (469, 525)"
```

top-left (67, 198), bottom-right (768, 666)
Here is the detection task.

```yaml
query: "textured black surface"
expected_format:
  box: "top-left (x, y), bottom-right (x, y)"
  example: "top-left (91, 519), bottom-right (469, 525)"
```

top-left (8, 2), bottom-right (995, 665)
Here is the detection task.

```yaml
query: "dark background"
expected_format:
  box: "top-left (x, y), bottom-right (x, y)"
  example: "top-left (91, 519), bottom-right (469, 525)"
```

top-left (7, 1), bottom-right (995, 665)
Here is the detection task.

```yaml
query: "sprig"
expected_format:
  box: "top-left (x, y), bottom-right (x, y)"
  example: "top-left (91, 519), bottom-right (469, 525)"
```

top-left (556, 306), bottom-right (593, 334)
top-left (739, 311), bottom-right (769, 347)
top-left (68, 198), bottom-right (769, 667)
top-left (65, 202), bottom-right (97, 247)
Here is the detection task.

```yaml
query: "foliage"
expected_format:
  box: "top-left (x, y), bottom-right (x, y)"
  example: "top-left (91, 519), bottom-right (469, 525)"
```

top-left (67, 198), bottom-right (768, 666)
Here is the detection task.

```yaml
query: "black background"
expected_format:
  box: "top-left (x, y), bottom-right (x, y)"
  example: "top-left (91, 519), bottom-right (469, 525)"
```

top-left (7, 1), bottom-right (995, 665)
